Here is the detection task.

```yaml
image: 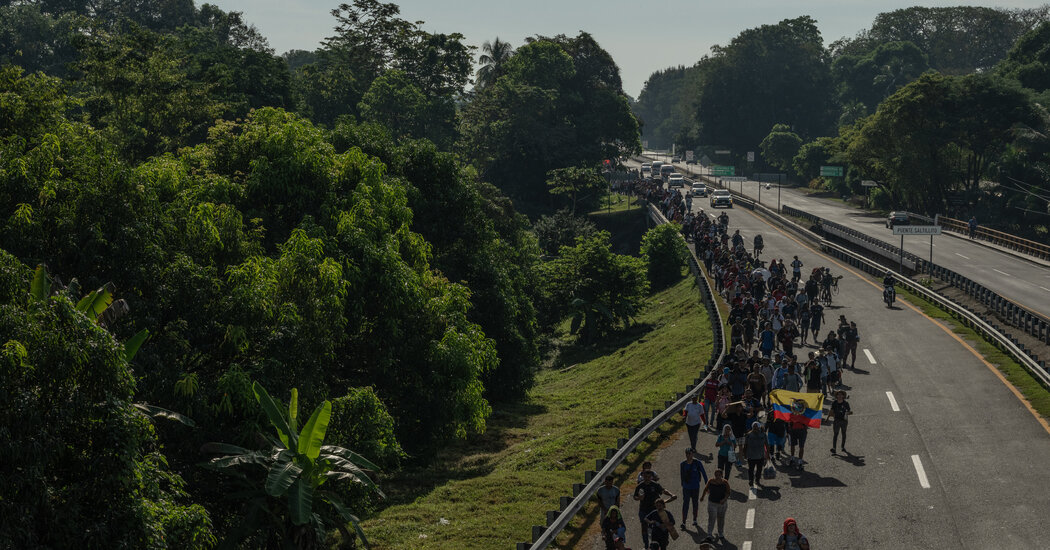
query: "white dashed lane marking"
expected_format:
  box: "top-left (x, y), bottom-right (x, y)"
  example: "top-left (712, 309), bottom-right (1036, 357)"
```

top-left (1040, 286), bottom-right (1050, 292)
top-left (955, 253), bottom-right (970, 259)
top-left (745, 508), bottom-right (755, 529)
top-left (912, 454), bottom-right (931, 488)
top-left (993, 268), bottom-right (1011, 277)
top-left (742, 542), bottom-right (752, 550)
top-left (864, 348), bottom-right (877, 365)
top-left (886, 391), bottom-right (900, 412)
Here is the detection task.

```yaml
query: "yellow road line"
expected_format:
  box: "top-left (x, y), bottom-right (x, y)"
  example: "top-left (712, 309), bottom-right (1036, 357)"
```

top-left (743, 208), bottom-right (1050, 436)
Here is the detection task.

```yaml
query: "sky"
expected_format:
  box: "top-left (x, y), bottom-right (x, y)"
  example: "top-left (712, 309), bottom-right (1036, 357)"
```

top-left (207, 0), bottom-right (1049, 98)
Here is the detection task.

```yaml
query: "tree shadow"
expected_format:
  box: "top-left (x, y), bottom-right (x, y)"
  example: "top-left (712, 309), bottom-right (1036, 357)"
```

top-left (556, 322), bottom-right (658, 367)
top-left (377, 400), bottom-right (549, 507)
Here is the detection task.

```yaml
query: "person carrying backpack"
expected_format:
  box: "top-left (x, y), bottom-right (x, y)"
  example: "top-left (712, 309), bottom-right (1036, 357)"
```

top-left (776, 517), bottom-right (811, 550)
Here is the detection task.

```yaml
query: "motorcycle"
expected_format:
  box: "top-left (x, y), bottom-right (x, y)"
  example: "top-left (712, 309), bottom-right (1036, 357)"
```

top-left (883, 285), bottom-right (896, 307)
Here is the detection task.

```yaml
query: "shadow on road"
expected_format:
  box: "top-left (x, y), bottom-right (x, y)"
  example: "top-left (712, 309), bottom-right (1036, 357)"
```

top-left (835, 452), bottom-right (866, 467)
top-left (787, 469), bottom-right (847, 488)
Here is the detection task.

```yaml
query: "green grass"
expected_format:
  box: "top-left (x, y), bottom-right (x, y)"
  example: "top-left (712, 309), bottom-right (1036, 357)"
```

top-left (898, 287), bottom-right (1050, 420)
top-left (359, 275), bottom-right (714, 549)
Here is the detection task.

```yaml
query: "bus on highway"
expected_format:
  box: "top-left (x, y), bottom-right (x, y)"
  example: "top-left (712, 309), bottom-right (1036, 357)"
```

top-left (660, 164), bottom-right (674, 182)
top-left (650, 161), bottom-right (664, 180)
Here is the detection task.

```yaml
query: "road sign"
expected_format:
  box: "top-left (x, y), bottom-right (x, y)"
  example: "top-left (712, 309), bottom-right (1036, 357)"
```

top-left (861, 180), bottom-right (878, 187)
top-left (686, 150), bottom-right (694, 162)
top-left (715, 150), bottom-right (731, 155)
top-left (747, 151), bottom-right (755, 162)
top-left (711, 165), bottom-right (735, 176)
top-left (820, 166), bottom-right (844, 177)
top-left (892, 225), bottom-right (942, 235)
top-left (720, 176), bottom-right (746, 181)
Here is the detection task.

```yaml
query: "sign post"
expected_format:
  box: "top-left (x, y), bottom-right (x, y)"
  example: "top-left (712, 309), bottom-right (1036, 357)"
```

top-left (820, 166), bottom-right (844, 177)
top-left (892, 225), bottom-right (942, 274)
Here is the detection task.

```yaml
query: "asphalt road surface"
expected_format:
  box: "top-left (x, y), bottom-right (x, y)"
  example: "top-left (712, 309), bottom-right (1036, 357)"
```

top-left (593, 189), bottom-right (1050, 550)
top-left (646, 157), bottom-right (1050, 321)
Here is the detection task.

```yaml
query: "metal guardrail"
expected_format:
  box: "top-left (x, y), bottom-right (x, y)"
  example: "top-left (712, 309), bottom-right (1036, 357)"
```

top-left (819, 240), bottom-right (1050, 389)
top-left (780, 204), bottom-right (1050, 367)
top-left (936, 215), bottom-right (1050, 261)
top-left (521, 202), bottom-right (727, 550)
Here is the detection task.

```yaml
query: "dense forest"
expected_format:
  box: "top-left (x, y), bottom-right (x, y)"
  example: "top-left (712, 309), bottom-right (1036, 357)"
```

top-left (0, 0), bottom-right (642, 547)
top-left (634, 6), bottom-right (1050, 235)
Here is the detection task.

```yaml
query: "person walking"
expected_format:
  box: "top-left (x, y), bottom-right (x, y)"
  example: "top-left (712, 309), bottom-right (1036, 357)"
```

top-left (743, 421), bottom-right (768, 488)
top-left (968, 215), bottom-right (978, 239)
top-left (830, 390), bottom-right (852, 454)
top-left (809, 301), bottom-right (824, 343)
top-left (683, 394), bottom-right (705, 450)
top-left (842, 321), bottom-right (858, 368)
top-left (679, 448), bottom-right (708, 530)
top-left (790, 256), bottom-right (803, 282)
top-left (766, 409), bottom-right (787, 462)
top-left (788, 403), bottom-right (810, 469)
top-left (633, 470), bottom-right (675, 549)
top-left (700, 469), bottom-right (731, 543)
top-left (601, 506), bottom-right (628, 550)
top-left (645, 498), bottom-right (677, 550)
top-left (703, 376), bottom-right (720, 432)
top-left (715, 425), bottom-right (737, 476)
top-left (596, 475), bottom-right (620, 519)
top-left (776, 517), bottom-right (811, 550)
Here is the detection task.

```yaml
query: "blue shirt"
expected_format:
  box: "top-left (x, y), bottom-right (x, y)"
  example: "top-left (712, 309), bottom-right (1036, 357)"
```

top-left (680, 459), bottom-right (708, 489)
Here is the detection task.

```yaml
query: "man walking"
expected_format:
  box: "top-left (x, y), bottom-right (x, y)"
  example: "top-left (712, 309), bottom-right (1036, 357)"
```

top-left (830, 390), bottom-right (852, 454)
top-left (680, 448), bottom-right (708, 530)
top-left (634, 469), bottom-right (675, 549)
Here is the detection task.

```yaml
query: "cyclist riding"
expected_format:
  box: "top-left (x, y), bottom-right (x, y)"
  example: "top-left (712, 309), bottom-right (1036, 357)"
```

top-left (753, 234), bottom-right (764, 258)
top-left (819, 269), bottom-right (834, 304)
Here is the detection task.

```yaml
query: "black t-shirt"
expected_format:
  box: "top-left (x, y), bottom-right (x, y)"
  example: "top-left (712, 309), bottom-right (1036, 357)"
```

top-left (726, 410), bottom-right (748, 437)
top-left (706, 480), bottom-right (729, 503)
top-left (831, 400), bottom-right (851, 422)
top-left (634, 481), bottom-right (665, 512)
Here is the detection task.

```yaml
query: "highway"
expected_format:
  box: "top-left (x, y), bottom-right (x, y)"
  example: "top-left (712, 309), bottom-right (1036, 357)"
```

top-left (647, 157), bottom-right (1050, 321)
top-left (591, 190), bottom-right (1050, 549)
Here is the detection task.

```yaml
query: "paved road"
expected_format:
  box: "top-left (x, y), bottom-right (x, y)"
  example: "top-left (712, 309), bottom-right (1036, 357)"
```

top-left (596, 191), bottom-right (1050, 549)
top-left (645, 157), bottom-right (1050, 321)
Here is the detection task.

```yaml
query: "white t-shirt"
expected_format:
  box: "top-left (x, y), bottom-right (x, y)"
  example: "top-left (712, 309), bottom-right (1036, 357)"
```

top-left (684, 402), bottom-right (704, 426)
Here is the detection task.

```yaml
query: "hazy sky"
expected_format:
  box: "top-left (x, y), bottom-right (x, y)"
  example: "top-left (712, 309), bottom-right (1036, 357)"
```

top-left (208, 0), bottom-right (1048, 97)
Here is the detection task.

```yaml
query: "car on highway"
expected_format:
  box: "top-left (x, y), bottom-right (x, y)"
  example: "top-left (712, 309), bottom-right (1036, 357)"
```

top-left (672, 156), bottom-right (681, 163)
top-left (668, 173), bottom-right (685, 187)
top-left (686, 157), bottom-right (696, 165)
top-left (886, 211), bottom-right (910, 229)
top-left (710, 189), bottom-right (733, 208)
top-left (640, 162), bottom-right (651, 176)
top-left (691, 183), bottom-right (708, 197)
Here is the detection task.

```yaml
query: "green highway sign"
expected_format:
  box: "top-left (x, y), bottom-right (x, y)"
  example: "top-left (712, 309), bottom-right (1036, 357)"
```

top-left (711, 165), bottom-right (735, 176)
top-left (820, 166), bottom-right (844, 177)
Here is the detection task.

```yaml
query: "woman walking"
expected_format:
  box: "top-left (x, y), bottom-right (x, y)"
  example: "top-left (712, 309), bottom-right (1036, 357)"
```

top-left (715, 425), bottom-right (737, 476)
top-left (743, 421), bottom-right (768, 488)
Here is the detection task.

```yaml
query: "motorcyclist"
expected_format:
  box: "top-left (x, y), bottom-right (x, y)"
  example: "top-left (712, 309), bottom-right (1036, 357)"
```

top-left (882, 272), bottom-right (896, 305)
top-left (753, 234), bottom-right (764, 254)
top-left (732, 230), bottom-right (744, 248)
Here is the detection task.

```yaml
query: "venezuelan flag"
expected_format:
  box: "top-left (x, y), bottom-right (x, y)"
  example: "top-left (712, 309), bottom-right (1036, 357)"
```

top-left (769, 389), bottom-right (825, 429)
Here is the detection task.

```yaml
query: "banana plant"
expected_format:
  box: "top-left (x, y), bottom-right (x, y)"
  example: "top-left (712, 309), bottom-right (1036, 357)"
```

top-left (203, 382), bottom-right (383, 548)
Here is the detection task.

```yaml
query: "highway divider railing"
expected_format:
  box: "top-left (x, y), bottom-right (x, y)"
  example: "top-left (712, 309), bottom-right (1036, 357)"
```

top-left (781, 203), bottom-right (1050, 368)
top-left (936, 215), bottom-right (1050, 261)
top-left (819, 239), bottom-right (1050, 390)
top-left (519, 202), bottom-right (727, 550)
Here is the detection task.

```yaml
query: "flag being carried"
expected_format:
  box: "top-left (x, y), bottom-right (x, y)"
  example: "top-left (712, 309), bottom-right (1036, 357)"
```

top-left (770, 389), bottom-right (824, 428)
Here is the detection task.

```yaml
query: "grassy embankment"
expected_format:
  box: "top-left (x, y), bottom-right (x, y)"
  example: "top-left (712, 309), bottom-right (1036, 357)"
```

top-left (359, 195), bottom-right (715, 549)
top-left (898, 287), bottom-right (1050, 419)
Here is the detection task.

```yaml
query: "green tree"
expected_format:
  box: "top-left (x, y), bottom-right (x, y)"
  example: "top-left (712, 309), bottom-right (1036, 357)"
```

top-left (540, 231), bottom-right (648, 341)
top-left (760, 124), bottom-right (803, 173)
top-left (203, 382), bottom-right (383, 548)
top-left (640, 223), bottom-right (688, 289)
top-left (358, 69), bottom-right (456, 147)
top-left (546, 166), bottom-right (606, 214)
top-left (0, 254), bottom-right (214, 549)
top-left (532, 209), bottom-right (597, 256)
top-left (476, 36), bottom-right (514, 89)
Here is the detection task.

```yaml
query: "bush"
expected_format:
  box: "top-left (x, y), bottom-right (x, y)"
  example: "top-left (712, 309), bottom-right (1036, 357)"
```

top-left (640, 224), bottom-right (689, 289)
top-left (869, 186), bottom-right (893, 210)
top-left (533, 209), bottom-right (598, 256)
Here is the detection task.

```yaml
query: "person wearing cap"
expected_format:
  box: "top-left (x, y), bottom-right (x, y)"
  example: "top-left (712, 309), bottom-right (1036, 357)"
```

top-left (679, 448), bottom-right (708, 530)
top-left (743, 421), bottom-right (768, 487)
top-left (830, 390), bottom-right (852, 454)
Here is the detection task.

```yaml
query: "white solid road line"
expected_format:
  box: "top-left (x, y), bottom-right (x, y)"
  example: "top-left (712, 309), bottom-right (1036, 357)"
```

top-left (912, 454), bottom-right (931, 488)
top-left (864, 348), bottom-right (877, 365)
top-left (886, 391), bottom-right (901, 412)
top-left (993, 268), bottom-right (1011, 277)
top-left (745, 508), bottom-right (755, 529)
top-left (1040, 286), bottom-right (1050, 292)
top-left (955, 252), bottom-right (970, 259)
top-left (742, 542), bottom-right (753, 550)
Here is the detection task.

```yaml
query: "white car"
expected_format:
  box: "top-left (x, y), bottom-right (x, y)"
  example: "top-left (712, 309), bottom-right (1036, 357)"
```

top-left (691, 183), bottom-right (708, 197)
top-left (668, 173), bottom-right (685, 187)
top-left (710, 189), bottom-right (733, 208)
